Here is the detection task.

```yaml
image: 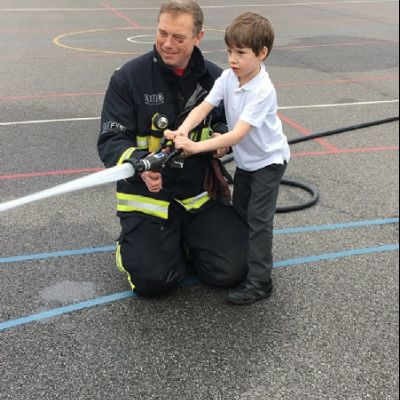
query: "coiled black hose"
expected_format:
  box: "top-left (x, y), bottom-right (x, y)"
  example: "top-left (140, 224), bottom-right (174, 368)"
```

top-left (221, 116), bottom-right (399, 213)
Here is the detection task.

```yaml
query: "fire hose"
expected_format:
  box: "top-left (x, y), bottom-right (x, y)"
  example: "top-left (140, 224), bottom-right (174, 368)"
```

top-left (0, 116), bottom-right (398, 214)
top-left (221, 116), bottom-right (399, 213)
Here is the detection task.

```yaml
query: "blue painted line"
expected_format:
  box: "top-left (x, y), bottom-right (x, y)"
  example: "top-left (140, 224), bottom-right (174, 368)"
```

top-left (0, 276), bottom-right (198, 332)
top-left (0, 246), bottom-right (115, 264)
top-left (0, 243), bottom-right (398, 332)
top-left (0, 291), bottom-right (134, 332)
top-left (1, 218), bottom-right (398, 265)
top-left (274, 244), bottom-right (399, 268)
top-left (274, 217), bottom-right (399, 235)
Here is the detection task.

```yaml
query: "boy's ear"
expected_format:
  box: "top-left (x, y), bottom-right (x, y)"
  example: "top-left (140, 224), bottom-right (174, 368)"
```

top-left (260, 46), bottom-right (269, 60)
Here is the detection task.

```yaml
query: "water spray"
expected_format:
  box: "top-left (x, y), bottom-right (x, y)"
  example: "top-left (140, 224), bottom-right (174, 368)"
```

top-left (0, 163), bottom-right (135, 213)
top-left (0, 149), bottom-right (182, 214)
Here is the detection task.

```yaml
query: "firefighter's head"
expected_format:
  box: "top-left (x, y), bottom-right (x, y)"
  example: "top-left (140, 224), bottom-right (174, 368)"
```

top-left (157, 0), bottom-right (205, 69)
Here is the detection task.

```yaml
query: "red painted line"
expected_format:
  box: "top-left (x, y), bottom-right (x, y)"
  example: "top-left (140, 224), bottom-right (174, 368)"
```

top-left (0, 92), bottom-right (104, 101)
top-left (276, 75), bottom-right (399, 89)
top-left (0, 53), bottom-right (129, 61)
top-left (276, 40), bottom-right (399, 50)
top-left (279, 112), bottom-right (338, 151)
top-left (101, 2), bottom-right (141, 28)
top-left (0, 168), bottom-right (103, 180)
top-left (1, 75), bottom-right (397, 101)
top-left (291, 146), bottom-right (399, 158)
top-left (0, 28), bottom-right (69, 33)
top-left (1, 146), bottom-right (398, 181)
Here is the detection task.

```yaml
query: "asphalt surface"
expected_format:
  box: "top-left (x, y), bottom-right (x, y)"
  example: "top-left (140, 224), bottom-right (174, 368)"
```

top-left (0, 1), bottom-right (399, 399)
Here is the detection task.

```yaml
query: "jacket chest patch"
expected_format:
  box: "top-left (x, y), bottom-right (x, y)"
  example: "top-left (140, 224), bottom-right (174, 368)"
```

top-left (144, 93), bottom-right (165, 106)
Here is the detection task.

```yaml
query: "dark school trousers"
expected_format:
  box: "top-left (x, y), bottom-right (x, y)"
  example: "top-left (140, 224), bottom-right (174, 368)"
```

top-left (233, 163), bottom-right (287, 284)
top-left (118, 200), bottom-right (249, 297)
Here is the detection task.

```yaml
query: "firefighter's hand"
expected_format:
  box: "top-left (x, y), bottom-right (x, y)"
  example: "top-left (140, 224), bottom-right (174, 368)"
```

top-left (212, 132), bottom-right (230, 158)
top-left (141, 171), bottom-right (163, 193)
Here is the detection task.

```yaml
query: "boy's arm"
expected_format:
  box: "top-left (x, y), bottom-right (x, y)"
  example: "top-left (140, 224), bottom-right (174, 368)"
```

top-left (165, 101), bottom-right (215, 139)
top-left (174, 120), bottom-right (252, 154)
top-left (180, 101), bottom-right (215, 134)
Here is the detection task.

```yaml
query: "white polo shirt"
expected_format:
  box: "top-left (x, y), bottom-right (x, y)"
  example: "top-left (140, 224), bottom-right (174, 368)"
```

top-left (206, 65), bottom-right (290, 171)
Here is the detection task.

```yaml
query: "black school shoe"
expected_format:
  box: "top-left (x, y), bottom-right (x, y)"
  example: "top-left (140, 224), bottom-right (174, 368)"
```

top-left (226, 279), bottom-right (273, 305)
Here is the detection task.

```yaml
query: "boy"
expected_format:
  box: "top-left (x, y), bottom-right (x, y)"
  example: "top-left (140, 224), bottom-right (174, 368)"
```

top-left (165, 12), bottom-right (290, 305)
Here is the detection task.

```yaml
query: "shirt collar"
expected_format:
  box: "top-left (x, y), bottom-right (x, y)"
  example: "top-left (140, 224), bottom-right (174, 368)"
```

top-left (234, 64), bottom-right (266, 92)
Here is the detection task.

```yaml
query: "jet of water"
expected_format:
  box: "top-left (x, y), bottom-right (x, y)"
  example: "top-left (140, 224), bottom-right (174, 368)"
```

top-left (0, 163), bottom-right (135, 213)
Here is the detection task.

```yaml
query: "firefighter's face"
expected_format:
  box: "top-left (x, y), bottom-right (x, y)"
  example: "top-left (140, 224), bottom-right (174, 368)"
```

top-left (156, 12), bottom-right (204, 69)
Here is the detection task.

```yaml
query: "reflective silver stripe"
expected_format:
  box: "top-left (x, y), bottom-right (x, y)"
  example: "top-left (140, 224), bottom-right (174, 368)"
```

top-left (137, 136), bottom-right (149, 150)
top-left (117, 195), bottom-right (169, 219)
top-left (116, 192), bottom-right (211, 219)
top-left (118, 199), bottom-right (168, 213)
top-left (176, 192), bottom-right (211, 211)
top-left (117, 147), bottom-right (137, 165)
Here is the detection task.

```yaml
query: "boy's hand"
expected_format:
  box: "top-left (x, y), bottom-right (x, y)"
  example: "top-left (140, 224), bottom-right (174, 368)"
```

top-left (164, 129), bottom-right (176, 140)
top-left (174, 135), bottom-right (200, 155)
top-left (164, 129), bottom-right (188, 140)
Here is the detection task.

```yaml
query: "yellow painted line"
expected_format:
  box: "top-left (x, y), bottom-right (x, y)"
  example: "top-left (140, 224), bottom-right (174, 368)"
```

top-left (53, 27), bottom-right (225, 55)
top-left (53, 27), bottom-right (144, 55)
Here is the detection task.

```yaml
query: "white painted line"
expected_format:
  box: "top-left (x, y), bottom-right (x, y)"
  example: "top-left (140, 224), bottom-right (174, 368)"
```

top-left (0, 117), bottom-right (100, 127)
top-left (0, 0), bottom-right (397, 12)
top-left (0, 100), bottom-right (398, 127)
top-left (279, 99), bottom-right (400, 110)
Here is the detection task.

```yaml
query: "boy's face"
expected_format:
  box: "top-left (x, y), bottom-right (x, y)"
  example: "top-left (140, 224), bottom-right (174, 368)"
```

top-left (156, 12), bottom-right (204, 70)
top-left (228, 46), bottom-right (268, 84)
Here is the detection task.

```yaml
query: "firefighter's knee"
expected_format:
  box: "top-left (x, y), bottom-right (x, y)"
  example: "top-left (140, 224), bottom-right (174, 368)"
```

top-left (117, 244), bottom-right (185, 298)
top-left (117, 216), bottom-right (185, 297)
top-left (194, 249), bottom-right (248, 287)
top-left (133, 274), bottom-right (180, 298)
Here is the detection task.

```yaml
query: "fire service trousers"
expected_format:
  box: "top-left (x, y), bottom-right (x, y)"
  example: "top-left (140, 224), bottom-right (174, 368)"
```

top-left (117, 200), bottom-right (249, 297)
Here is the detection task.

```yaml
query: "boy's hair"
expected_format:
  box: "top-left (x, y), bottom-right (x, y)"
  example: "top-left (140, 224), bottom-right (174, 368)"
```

top-left (225, 12), bottom-right (275, 58)
top-left (159, 0), bottom-right (204, 36)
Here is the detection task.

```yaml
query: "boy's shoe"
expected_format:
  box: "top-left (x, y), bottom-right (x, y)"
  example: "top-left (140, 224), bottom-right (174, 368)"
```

top-left (226, 279), bottom-right (273, 305)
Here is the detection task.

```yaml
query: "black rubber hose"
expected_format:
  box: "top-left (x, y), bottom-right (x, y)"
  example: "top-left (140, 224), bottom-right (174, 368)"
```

top-left (222, 116), bottom-right (399, 165)
top-left (220, 161), bottom-right (234, 184)
top-left (276, 179), bottom-right (319, 213)
top-left (221, 161), bottom-right (320, 213)
top-left (221, 116), bottom-right (399, 213)
top-left (289, 116), bottom-right (399, 145)
top-left (221, 164), bottom-right (319, 213)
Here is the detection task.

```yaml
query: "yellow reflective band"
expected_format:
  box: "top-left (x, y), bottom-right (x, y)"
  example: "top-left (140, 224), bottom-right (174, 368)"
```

top-left (176, 192), bottom-right (211, 211)
top-left (118, 147), bottom-right (138, 166)
top-left (137, 136), bottom-right (149, 150)
top-left (116, 242), bottom-right (135, 290)
top-left (149, 136), bottom-right (162, 153)
top-left (200, 127), bottom-right (213, 142)
top-left (117, 193), bottom-right (170, 220)
top-left (116, 242), bottom-right (125, 273)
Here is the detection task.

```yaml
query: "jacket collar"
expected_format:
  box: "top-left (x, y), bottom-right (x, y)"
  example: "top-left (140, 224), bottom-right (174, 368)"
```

top-left (153, 46), bottom-right (207, 79)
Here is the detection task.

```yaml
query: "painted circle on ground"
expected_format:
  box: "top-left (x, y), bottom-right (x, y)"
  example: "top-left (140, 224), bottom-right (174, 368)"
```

top-left (127, 35), bottom-right (154, 44)
top-left (53, 27), bottom-right (226, 55)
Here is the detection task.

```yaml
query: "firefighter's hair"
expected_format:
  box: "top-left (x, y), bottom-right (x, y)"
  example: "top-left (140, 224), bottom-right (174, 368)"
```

top-left (159, 0), bottom-right (204, 36)
top-left (225, 12), bottom-right (275, 58)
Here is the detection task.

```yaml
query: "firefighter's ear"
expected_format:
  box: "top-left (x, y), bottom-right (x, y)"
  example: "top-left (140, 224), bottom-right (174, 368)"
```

top-left (194, 30), bottom-right (205, 46)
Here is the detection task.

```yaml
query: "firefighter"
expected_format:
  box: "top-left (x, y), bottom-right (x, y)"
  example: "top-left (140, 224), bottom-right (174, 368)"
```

top-left (98, 0), bottom-right (249, 298)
